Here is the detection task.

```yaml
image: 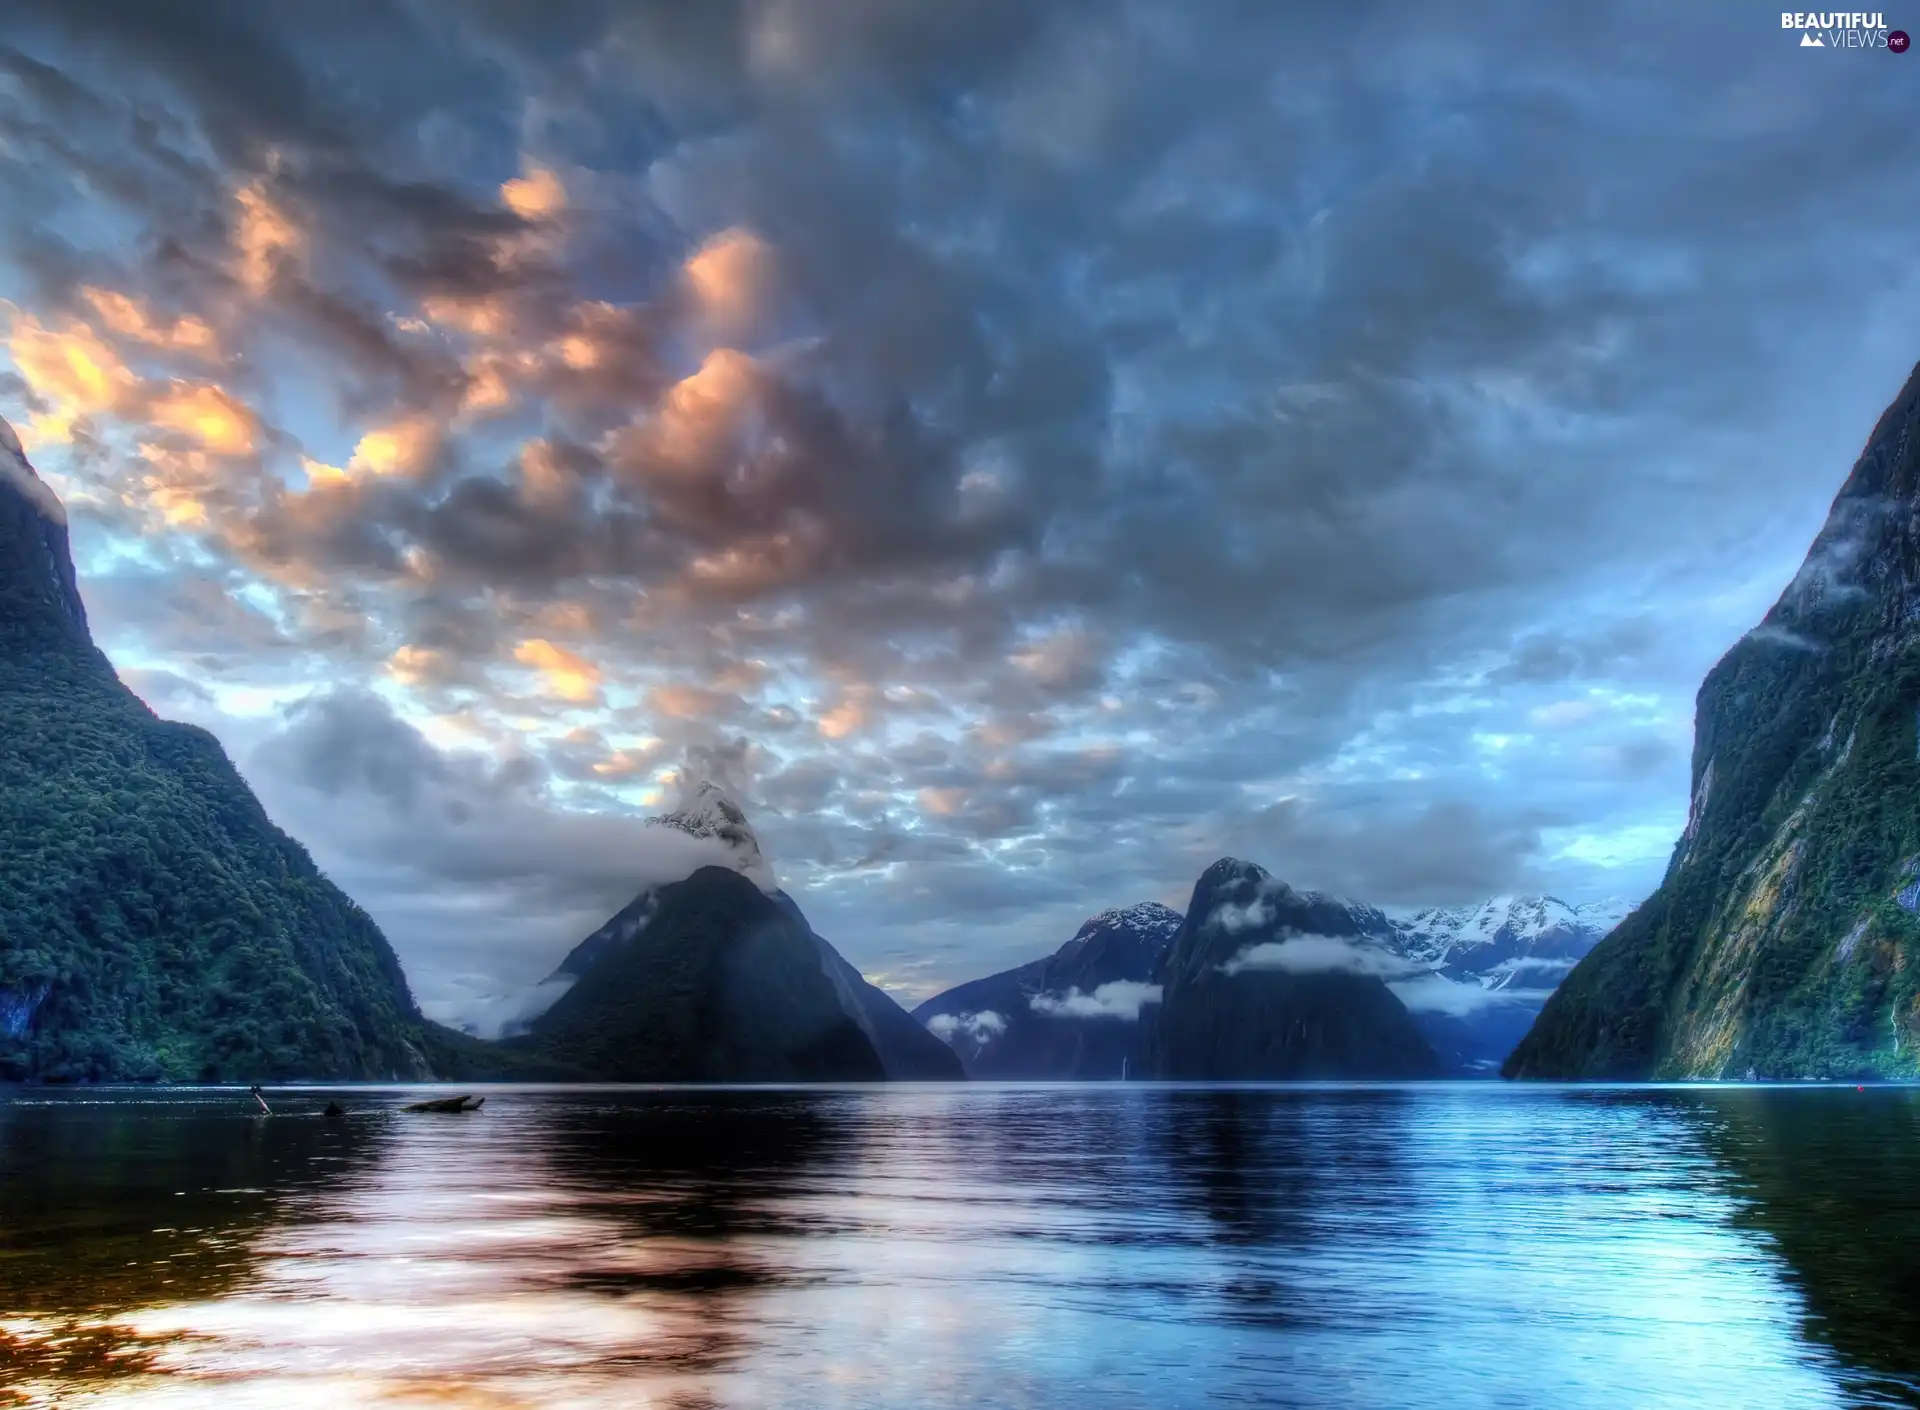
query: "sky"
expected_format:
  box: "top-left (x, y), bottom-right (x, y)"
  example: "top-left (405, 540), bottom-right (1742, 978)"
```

top-left (1, 1), bottom-right (1917, 1024)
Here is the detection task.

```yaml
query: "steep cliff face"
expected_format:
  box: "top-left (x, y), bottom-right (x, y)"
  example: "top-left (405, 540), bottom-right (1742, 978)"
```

top-left (1508, 361), bottom-right (1920, 1080)
top-left (0, 421), bottom-right (444, 1082)
top-left (1148, 860), bottom-right (1440, 1080)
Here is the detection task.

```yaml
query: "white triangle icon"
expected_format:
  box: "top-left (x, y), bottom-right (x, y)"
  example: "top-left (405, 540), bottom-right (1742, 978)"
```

top-left (1800, 31), bottom-right (1824, 44)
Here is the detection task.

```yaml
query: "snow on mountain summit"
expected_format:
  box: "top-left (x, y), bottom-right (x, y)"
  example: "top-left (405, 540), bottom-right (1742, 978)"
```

top-left (646, 780), bottom-right (774, 888)
top-left (1084, 901), bottom-right (1183, 938)
top-left (1386, 894), bottom-right (1636, 989)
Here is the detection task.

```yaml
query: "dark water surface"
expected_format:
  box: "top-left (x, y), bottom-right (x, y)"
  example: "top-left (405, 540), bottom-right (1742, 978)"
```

top-left (3, 1083), bottom-right (1919, 1408)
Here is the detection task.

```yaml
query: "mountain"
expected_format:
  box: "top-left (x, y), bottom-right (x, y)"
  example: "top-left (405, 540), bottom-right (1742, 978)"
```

top-left (0, 419), bottom-right (470, 1083)
top-left (1507, 360), bottom-right (1920, 1081)
top-left (534, 788), bottom-right (961, 1082)
top-left (1389, 896), bottom-right (1636, 982)
top-left (1381, 896), bottom-right (1635, 1072)
top-left (1146, 859), bottom-right (1441, 1080)
top-left (523, 865), bottom-right (888, 1082)
top-left (912, 902), bottom-right (1181, 1078)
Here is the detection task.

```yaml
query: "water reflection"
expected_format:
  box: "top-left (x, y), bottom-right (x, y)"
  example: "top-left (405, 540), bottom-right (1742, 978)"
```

top-left (1682, 1087), bottom-right (1920, 1407)
top-left (0, 1090), bottom-right (392, 1393)
top-left (1, 1084), bottom-right (1915, 1408)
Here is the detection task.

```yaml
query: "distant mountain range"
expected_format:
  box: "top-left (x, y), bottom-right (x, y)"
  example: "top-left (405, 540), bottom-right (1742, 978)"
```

top-left (917, 882), bottom-right (1634, 1078)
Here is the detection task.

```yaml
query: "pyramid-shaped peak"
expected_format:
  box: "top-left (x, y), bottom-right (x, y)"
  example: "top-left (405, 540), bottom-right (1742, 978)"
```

top-left (647, 779), bottom-right (771, 885)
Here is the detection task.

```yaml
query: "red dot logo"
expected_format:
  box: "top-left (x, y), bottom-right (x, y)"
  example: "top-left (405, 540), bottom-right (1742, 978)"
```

top-left (1891, 29), bottom-right (1912, 51)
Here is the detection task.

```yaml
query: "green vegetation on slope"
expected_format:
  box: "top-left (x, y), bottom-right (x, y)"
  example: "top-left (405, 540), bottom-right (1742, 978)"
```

top-left (0, 630), bottom-right (440, 1082)
top-left (0, 444), bottom-right (468, 1082)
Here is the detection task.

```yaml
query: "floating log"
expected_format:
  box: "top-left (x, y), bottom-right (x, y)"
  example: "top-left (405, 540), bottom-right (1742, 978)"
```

top-left (401, 1094), bottom-right (486, 1113)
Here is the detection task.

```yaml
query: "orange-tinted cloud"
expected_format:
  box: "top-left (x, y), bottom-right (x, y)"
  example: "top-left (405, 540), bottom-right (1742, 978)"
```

top-left (621, 348), bottom-right (760, 487)
top-left (234, 181), bottom-right (304, 297)
top-left (685, 228), bottom-right (775, 341)
top-left (513, 638), bottom-right (603, 703)
top-left (80, 288), bottom-right (220, 355)
top-left (386, 644), bottom-right (463, 689)
top-left (647, 683), bottom-right (742, 719)
top-left (5, 311), bottom-right (137, 443)
top-left (348, 415), bottom-right (442, 478)
top-left (818, 686), bottom-right (876, 740)
top-left (148, 382), bottom-right (259, 455)
top-left (501, 166), bottom-right (567, 221)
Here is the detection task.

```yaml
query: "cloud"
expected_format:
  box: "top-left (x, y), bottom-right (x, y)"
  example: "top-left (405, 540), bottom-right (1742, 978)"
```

top-left (242, 691), bottom-right (748, 1004)
top-left (513, 638), bottom-right (604, 704)
top-left (1029, 980), bottom-right (1162, 1021)
top-left (1479, 955), bottom-right (1582, 984)
top-left (1388, 972), bottom-right (1549, 1019)
top-left (500, 167), bottom-right (568, 223)
top-left (425, 973), bottom-right (577, 1040)
top-left (926, 1009), bottom-right (1007, 1046)
top-left (1209, 890), bottom-right (1279, 935)
top-left (1219, 934), bottom-right (1421, 980)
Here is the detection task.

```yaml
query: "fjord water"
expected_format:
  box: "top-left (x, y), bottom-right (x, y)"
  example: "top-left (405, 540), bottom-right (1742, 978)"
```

top-left (3, 1086), bottom-right (1917, 1409)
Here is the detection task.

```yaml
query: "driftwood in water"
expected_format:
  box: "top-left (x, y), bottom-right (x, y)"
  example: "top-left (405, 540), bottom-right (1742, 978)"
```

top-left (401, 1094), bottom-right (486, 1113)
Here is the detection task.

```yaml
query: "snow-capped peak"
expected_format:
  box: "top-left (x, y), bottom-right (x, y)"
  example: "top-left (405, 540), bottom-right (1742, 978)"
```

top-left (1083, 901), bottom-right (1183, 938)
top-left (646, 780), bottom-right (773, 887)
top-left (0, 417), bottom-right (67, 524)
top-left (1384, 893), bottom-right (1637, 985)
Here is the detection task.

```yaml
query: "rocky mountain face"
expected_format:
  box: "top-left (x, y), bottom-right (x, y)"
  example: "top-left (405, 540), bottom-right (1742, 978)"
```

top-left (912, 902), bottom-right (1181, 1079)
top-left (1508, 360), bottom-right (1920, 1081)
top-left (1147, 860), bottom-right (1440, 1080)
top-left (536, 790), bottom-right (961, 1082)
top-left (0, 420), bottom-right (475, 1083)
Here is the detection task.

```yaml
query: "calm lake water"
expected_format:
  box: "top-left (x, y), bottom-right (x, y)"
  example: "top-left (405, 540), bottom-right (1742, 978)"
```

top-left (2, 1083), bottom-right (1918, 1409)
